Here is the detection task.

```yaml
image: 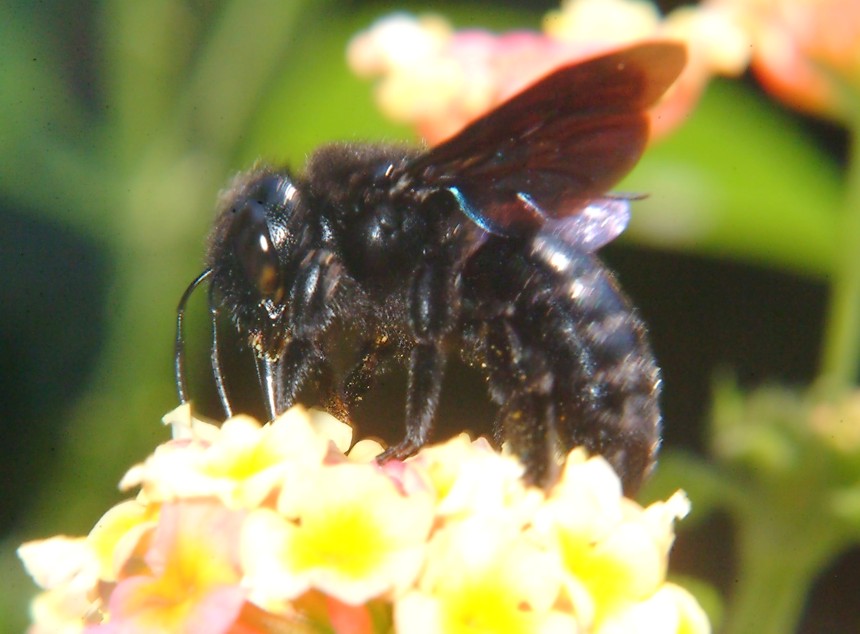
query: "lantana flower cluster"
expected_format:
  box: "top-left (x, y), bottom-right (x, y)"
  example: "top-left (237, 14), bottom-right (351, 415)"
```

top-left (19, 406), bottom-right (707, 634)
top-left (347, 0), bottom-right (752, 143)
top-left (715, 0), bottom-right (860, 122)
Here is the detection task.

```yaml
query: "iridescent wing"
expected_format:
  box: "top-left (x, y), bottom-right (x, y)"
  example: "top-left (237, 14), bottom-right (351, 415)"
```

top-left (408, 42), bottom-right (686, 237)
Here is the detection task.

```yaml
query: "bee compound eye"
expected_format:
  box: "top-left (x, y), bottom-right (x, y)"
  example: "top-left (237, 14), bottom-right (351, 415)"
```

top-left (232, 199), bottom-right (283, 300)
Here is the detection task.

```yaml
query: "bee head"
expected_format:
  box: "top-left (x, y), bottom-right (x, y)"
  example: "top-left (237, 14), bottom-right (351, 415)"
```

top-left (206, 168), bottom-right (305, 346)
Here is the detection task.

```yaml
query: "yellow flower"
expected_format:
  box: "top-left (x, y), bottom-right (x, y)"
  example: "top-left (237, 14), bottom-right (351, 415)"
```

top-left (241, 461), bottom-right (435, 607)
top-left (88, 499), bottom-right (158, 581)
top-left (595, 583), bottom-right (711, 634)
top-left (18, 536), bottom-right (103, 630)
top-left (162, 402), bottom-right (222, 442)
top-left (20, 405), bottom-right (708, 633)
top-left (396, 515), bottom-right (576, 634)
top-left (26, 587), bottom-right (95, 634)
top-left (121, 406), bottom-right (336, 509)
top-left (544, 0), bottom-right (663, 43)
top-left (18, 536), bottom-right (99, 595)
top-left (411, 433), bottom-right (542, 521)
top-left (536, 451), bottom-right (693, 628)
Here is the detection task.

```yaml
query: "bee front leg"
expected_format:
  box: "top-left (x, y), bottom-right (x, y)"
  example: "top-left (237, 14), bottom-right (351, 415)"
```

top-left (265, 249), bottom-right (344, 417)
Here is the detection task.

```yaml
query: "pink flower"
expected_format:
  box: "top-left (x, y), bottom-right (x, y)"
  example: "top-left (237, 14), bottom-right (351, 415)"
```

top-left (348, 3), bottom-right (751, 144)
top-left (713, 0), bottom-right (860, 121)
top-left (95, 501), bottom-right (247, 634)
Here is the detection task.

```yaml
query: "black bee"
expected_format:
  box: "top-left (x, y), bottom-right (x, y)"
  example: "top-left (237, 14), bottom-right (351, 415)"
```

top-left (175, 42), bottom-right (686, 493)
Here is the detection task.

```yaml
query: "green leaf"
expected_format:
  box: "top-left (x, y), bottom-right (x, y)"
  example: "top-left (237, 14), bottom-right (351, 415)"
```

top-left (642, 450), bottom-right (738, 522)
top-left (239, 3), bottom-right (540, 166)
top-left (625, 80), bottom-right (842, 278)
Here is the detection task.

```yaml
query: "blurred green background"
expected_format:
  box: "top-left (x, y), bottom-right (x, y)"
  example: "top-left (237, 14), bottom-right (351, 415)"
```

top-left (1, 1), bottom-right (855, 632)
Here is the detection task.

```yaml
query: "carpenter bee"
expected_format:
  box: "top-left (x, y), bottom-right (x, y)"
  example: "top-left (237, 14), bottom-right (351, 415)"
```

top-left (175, 42), bottom-right (686, 493)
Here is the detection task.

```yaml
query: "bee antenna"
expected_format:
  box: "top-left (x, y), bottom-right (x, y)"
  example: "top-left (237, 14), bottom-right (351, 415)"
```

top-left (174, 269), bottom-right (213, 406)
top-left (207, 280), bottom-right (233, 418)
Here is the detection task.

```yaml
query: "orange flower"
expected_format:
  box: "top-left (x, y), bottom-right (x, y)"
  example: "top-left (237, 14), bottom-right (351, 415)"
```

top-left (714, 0), bottom-right (860, 121)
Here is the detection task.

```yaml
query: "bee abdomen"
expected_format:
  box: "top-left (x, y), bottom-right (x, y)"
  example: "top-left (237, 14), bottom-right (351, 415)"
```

top-left (462, 232), bottom-right (661, 493)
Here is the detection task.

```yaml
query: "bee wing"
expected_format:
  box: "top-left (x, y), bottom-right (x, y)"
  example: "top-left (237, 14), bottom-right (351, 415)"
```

top-left (408, 42), bottom-right (686, 235)
top-left (539, 196), bottom-right (632, 252)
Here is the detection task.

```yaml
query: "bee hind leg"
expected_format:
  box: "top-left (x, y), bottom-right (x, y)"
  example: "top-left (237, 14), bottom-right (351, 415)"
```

top-left (479, 318), bottom-right (564, 486)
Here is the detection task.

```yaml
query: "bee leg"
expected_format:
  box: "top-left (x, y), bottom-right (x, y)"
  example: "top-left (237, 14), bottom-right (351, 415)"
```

top-left (378, 342), bottom-right (446, 461)
top-left (379, 258), bottom-right (457, 461)
top-left (482, 319), bottom-right (562, 486)
top-left (330, 336), bottom-right (395, 421)
top-left (290, 249), bottom-right (343, 339)
top-left (496, 394), bottom-right (560, 486)
top-left (264, 249), bottom-right (342, 418)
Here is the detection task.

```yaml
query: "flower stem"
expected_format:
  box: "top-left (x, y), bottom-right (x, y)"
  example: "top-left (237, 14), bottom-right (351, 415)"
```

top-left (722, 511), bottom-right (838, 634)
top-left (820, 118), bottom-right (860, 388)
